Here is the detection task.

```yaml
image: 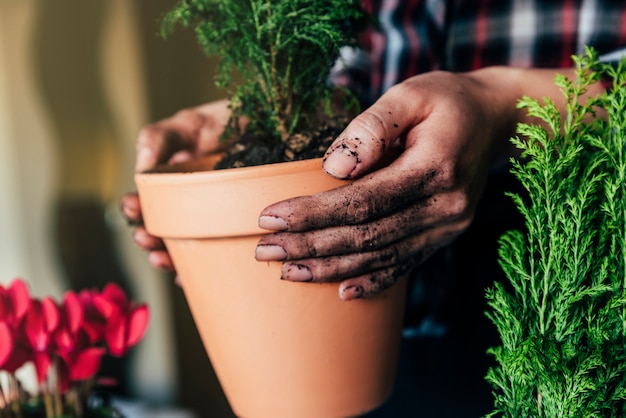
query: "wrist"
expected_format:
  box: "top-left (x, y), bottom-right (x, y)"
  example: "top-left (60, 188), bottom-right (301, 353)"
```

top-left (463, 66), bottom-right (527, 166)
top-left (464, 65), bottom-right (606, 166)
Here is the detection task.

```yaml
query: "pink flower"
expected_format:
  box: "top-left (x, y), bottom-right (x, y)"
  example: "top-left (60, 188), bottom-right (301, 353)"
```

top-left (93, 283), bottom-right (149, 357)
top-left (0, 278), bottom-right (150, 394)
top-left (0, 279), bottom-right (33, 373)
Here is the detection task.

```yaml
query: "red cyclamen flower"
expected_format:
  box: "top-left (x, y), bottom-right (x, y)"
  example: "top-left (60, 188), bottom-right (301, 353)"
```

top-left (93, 283), bottom-right (149, 357)
top-left (0, 279), bottom-right (150, 391)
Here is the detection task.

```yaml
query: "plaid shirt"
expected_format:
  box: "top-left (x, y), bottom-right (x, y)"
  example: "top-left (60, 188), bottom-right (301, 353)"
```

top-left (335, 0), bottom-right (626, 106)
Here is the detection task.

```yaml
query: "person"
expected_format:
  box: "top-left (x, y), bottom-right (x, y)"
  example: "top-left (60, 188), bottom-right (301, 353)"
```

top-left (121, 1), bottom-right (626, 415)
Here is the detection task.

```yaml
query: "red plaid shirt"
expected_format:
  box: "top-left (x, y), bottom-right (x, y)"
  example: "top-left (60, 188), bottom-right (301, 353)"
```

top-left (335, 0), bottom-right (626, 105)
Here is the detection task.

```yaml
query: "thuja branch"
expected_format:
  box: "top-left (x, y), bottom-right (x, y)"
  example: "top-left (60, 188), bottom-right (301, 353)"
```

top-left (161, 0), bottom-right (368, 145)
top-left (486, 48), bottom-right (626, 417)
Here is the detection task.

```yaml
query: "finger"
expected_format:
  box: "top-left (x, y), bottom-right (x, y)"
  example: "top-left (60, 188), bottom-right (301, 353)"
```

top-left (168, 150), bottom-right (196, 165)
top-left (338, 262), bottom-right (415, 301)
top-left (279, 221), bottom-right (461, 284)
top-left (120, 193), bottom-right (143, 224)
top-left (256, 190), bottom-right (469, 260)
top-left (322, 83), bottom-right (422, 180)
top-left (132, 227), bottom-right (166, 252)
top-left (259, 162), bottom-right (448, 233)
top-left (135, 122), bottom-right (189, 173)
top-left (257, 170), bottom-right (445, 235)
top-left (147, 251), bottom-right (175, 271)
top-left (280, 241), bottom-right (427, 284)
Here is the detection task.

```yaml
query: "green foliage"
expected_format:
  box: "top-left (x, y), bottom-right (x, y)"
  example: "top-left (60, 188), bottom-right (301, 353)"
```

top-left (486, 47), bottom-right (626, 417)
top-left (161, 0), bottom-right (368, 144)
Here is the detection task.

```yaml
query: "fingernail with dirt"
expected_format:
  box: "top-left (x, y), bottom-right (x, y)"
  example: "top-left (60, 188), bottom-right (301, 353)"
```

top-left (323, 145), bottom-right (358, 179)
top-left (259, 215), bottom-right (288, 231)
top-left (340, 284), bottom-right (364, 301)
top-left (282, 263), bottom-right (313, 282)
top-left (255, 244), bottom-right (288, 261)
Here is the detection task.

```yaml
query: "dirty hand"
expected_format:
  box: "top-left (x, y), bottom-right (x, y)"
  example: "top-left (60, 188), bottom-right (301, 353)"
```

top-left (255, 69), bottom-right (524, 301)
top-left (120, 99), bottom-right (233, 270)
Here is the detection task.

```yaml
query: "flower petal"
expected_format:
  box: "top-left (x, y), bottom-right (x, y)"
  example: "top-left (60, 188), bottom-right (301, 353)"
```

top-left (9, 278), bottom-right (31, 321)
top-left (101, 283), bottom-right (128, 311)
top-left (0, 321), bottom-right (13, 367)
top-left (42, 297), bottom-right (60, 333)
top-left (81, 320), bottom-right (105, 344)
top-left (63, 291), bottom-right (83, 334)
top-left (24, 300), bottom-right (49, 352)
top-left (54, 328), bottom-right (75, 354)
top-left (33, 351), bottom-right (52, 383)
top-left (93, 294), bottom-right (119, 320)
top-left (126, 305), bottom-right (149, 348)
top-left (68, 347), bottom-right (106, 381)
top-left (0, 288), bottom-right (10, 322)
top-left (105, 315), bottom-right (127, 357)
top-left (3, 346), bottom-right (31, 373)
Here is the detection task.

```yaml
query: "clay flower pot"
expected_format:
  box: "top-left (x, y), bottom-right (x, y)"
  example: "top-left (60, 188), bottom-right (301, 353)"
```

top-left (135, 156), bottom-right (407, 418)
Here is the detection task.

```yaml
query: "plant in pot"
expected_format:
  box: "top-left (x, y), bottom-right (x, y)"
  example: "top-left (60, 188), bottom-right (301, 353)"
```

top-left (485, 48), bottom-right (626, 416)
top-left (134, 1), bottom-right (408, 418)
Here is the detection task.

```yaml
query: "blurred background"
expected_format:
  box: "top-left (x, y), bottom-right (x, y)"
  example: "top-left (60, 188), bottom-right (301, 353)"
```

top-left (0, 0), bottom-right (235, 416)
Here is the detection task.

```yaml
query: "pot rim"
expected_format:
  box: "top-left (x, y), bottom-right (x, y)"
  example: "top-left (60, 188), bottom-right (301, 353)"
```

top-left (134, 156), bottom-right (347, 238)
top-left (136, 155), bottom-right (327, 184)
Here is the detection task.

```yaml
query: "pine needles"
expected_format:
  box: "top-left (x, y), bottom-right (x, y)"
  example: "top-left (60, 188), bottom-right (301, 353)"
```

top-left (161, 0), bottom-right (368, 145)
top-left (486, 48), bottom-right (626, 417)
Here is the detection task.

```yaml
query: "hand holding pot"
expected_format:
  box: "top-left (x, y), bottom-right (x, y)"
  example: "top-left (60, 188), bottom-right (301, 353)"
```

top-left (121, 99), bottom-right (233, 270)
top-left (255, 69), bottom-right (527, 301)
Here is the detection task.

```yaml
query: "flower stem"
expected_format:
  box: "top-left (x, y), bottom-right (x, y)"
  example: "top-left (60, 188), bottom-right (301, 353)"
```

top-left (52, 357), bottom-right (63, 418)
top-left (7, 376), bottom-right (21, 418)
top-left (0, 380), bottom-right (7, 410)
top-left (42, 385), bottom-right (54, 418)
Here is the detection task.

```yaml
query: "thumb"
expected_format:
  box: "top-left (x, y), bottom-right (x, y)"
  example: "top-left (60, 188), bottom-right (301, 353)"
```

top-left (135, 147), bottom-right (161, 174)
top-left (323, 94), bottom-right (416, 179)
top-left (135, 126), bottom-right (173, 173)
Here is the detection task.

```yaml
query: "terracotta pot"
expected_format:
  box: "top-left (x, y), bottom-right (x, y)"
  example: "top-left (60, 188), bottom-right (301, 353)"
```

top-left (135, 156), bottom-right (407, 418)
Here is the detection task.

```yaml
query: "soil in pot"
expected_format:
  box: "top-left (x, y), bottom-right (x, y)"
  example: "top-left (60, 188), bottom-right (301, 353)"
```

top-left (214, 114), bottom-right (349, 169)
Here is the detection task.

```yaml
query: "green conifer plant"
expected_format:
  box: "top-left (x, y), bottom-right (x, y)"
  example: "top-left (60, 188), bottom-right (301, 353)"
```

top-left (486, 48), bottom-right (626, 417)
top-left (161, 0), bottom-right (368, 168)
